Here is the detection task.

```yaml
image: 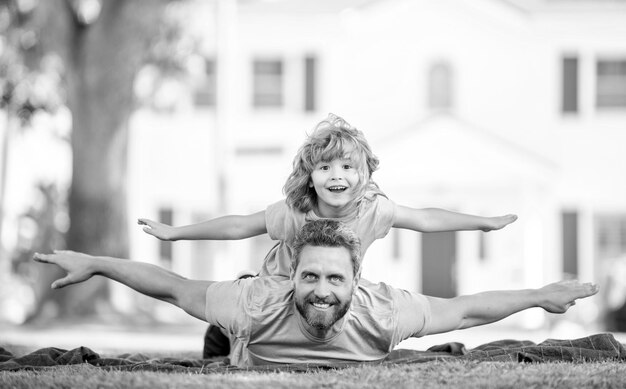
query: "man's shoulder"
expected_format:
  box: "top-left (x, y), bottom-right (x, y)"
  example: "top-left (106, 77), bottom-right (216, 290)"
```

top-left (247, 276), bottom-right (294, 307)
top-left (352, 279), bottom-right (398, 313)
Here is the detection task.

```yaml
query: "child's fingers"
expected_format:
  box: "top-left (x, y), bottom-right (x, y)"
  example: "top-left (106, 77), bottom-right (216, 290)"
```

top-left (138, 218), bottom-right (156, 227)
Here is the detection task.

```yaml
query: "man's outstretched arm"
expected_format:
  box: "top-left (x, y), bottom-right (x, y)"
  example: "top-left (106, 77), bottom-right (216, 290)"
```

top-left (425, 280), bottom-right (599, 334)
top-left (33, 250), bottom-right (212, 321)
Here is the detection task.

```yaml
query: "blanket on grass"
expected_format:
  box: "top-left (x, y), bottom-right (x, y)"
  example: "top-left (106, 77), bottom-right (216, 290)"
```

top-left (1, 333), bottom-right (624, 373)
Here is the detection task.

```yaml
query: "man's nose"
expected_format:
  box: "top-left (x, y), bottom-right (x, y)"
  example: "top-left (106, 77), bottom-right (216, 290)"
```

top-left (314, 280), bottom-right (331, 298)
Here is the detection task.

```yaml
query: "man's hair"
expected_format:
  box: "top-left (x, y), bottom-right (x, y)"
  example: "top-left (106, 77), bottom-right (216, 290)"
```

top-left (283, 113), bottom-right (384, 213)
top-left (292, 219), bottom-right (362, 277)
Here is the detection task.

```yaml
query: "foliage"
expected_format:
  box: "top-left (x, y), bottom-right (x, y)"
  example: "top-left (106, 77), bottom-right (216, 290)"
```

top-left (134, 1), bottom-right (202, 112)
top-left (1, 0), bottom-right (193, 321)
top-left (0, 0), bottom-right (65, 124)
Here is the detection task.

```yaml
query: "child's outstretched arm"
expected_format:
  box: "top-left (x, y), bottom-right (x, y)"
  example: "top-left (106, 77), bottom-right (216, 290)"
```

top-left (393, 206), bottom-right (517, 233)
top-left (138, 211), bottom-right (267, 241)
top-left (424, 280), bottom-right (598, 334)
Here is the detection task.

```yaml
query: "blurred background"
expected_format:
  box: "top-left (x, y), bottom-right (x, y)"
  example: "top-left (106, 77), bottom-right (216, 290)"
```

top-left (1, 0), bottom-right (626, 352)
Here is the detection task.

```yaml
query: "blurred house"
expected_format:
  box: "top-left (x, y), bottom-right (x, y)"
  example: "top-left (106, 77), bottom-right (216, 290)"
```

top-left (123, 0), bottom-right (626, 329)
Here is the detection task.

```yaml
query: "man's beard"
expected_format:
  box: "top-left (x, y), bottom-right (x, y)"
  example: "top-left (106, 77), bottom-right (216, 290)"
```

top-left (295, 294), bottom-right (352, 331)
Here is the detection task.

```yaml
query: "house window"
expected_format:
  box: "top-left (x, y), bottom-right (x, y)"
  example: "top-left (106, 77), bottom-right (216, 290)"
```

top-left (562, 211), bottom-right (579, 277)
top-left (596, 59), bottom-right (626, 109)
top-left (428, 62), bottom-right (453, 111)
top-left (253, 59), bottom-right (283, 107)
top-left (596, 214), bottom-right (626, 260)
top-left (561, 56), bottom-right (579, 113)
top-left (159, 208), bottom-right (173, 268)
top-left (304, 56), bottom-right (317, 112)
top-left (194, 58), bottom-right (216, 107)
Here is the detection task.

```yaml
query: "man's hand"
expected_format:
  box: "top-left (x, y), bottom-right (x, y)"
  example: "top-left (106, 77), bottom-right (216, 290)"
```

top-left (538, 280), bottom-right (599, 313)
top-left (33, 250), bottom-right (98, 289)
top-left (481, 214), bottom-right (518, 232)
top-left (138, 218), bottom-right (176, 241)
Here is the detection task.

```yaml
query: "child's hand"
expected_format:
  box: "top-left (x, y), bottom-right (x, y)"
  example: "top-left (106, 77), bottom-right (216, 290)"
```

top-left (138, 218), bottom-right (176, 241)
top-left (481, 214), bottom-right (518, 232)
top-left (33, 250), bottom-right (96, 289)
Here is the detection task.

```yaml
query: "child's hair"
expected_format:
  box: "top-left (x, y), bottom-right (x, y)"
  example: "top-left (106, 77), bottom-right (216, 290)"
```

top-left (283, 113), bottom-right (384, 213)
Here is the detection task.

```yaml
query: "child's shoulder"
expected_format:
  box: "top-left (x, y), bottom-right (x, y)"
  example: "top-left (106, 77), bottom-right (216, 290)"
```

top-left (361, 187), bottom-right (391, 206)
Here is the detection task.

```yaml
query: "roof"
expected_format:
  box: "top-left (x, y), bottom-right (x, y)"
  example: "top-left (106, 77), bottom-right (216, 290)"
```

top-left (374, 113), bottom-right (559, 189)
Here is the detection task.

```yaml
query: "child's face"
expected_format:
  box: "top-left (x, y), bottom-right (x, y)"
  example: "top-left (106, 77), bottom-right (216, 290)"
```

top-left (309, 155), bottom-right (362, 217)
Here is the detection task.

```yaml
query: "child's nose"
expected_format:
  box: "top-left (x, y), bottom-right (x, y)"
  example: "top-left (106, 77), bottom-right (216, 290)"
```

top-left (330, 166), bottom-right (344, 180)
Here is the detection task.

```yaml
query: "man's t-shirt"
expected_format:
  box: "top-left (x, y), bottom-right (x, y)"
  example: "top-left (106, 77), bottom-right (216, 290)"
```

top-left (261, 194), bottom-right (397, 277)
top-left (205, 277), bottom-right (431, 367)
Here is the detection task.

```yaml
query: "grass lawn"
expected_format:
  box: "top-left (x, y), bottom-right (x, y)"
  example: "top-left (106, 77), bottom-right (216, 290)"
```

top-left (2, 360), bottom-right (626, 388)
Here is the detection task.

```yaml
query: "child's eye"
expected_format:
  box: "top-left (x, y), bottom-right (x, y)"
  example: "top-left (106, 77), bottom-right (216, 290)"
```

top-left (342, 164), bottom-right (353, 170)
top-left (319, 165), bottom-right (330, 171)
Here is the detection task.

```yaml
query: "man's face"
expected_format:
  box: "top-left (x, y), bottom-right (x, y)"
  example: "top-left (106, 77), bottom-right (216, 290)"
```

top-left (293, 245), bottom-right (358, 333)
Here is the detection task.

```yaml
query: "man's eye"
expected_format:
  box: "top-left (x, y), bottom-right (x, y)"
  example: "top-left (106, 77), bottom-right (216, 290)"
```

top-left (330, 276), bottom-right (344, 283)
top-left (303, 274), bottom-right (317, 280)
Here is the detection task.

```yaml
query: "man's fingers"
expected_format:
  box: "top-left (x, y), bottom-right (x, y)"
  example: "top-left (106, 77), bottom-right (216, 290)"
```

top-left (51, 276), bottom-right (72, 289)
top-left (33, 253), bottom-right (55, 263)
top-left (581, 282), bottom-right (599, 297)
top-left (53, 249), bottom-right (77, 255)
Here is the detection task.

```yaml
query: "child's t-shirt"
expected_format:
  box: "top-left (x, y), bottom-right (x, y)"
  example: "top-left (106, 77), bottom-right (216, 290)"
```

top-left (260, 194), bottom-right (397, 277)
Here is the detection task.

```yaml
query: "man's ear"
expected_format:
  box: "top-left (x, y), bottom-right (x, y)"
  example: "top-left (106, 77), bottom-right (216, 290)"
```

top-left (352, 270), bottom-right (361, 289)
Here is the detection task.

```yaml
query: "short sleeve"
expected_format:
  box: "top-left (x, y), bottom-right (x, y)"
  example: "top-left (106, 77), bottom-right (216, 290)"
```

top-left (205, 280), bottom-right (251, 336)
top-left (373, 195), bottom-right (397, 239)
top-left (391, 288), bottom-right (432, 344)
top-left (266, 200), bottom-right (307, 243)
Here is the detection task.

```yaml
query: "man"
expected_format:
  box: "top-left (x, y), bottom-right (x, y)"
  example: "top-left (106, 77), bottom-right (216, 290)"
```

top-left (33, 219), bottom-right (598, 367)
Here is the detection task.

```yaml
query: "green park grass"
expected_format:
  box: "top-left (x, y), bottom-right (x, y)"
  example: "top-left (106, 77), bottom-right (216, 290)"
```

top-left (2, 357), bottom-right (626, 388)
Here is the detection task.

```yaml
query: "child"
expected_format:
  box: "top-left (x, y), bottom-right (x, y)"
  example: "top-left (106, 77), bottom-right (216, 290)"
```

top-left (138, 113), bottom-right (517, 277)
top-left (138, 113), bottom-right (517, 357)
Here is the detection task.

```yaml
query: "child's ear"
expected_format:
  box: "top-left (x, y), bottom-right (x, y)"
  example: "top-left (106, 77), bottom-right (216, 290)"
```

top-left (308, 180), bottom-right (313, 188)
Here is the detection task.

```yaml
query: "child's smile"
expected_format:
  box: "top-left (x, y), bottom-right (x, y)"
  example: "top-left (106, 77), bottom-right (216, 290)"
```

top-left (327, 185), bottom-right (348, 193)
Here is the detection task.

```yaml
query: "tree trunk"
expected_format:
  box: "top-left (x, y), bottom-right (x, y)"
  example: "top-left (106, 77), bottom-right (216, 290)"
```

top-left (29, 0), bottom-right (170, 318)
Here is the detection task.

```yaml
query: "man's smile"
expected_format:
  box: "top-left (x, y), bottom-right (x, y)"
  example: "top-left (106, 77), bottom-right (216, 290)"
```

top-left (312, 302), bottom-right (331, 309)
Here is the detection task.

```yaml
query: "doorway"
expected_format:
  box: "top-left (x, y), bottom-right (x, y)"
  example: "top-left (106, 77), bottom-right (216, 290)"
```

top-left (421, 231), bottom-right (457, 298)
